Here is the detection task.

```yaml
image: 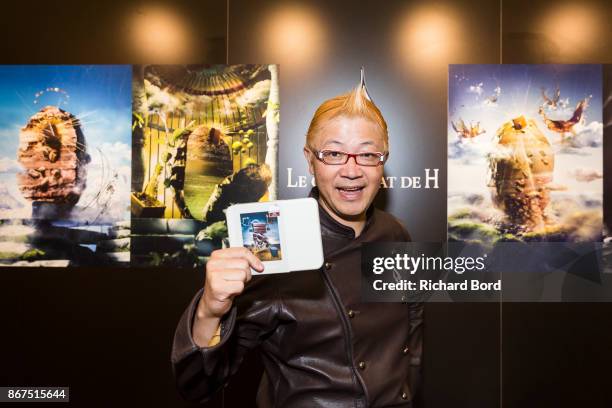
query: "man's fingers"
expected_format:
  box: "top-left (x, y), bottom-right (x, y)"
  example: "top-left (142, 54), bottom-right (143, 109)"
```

top-left (222, 268), bottom-right (252, 283)
top-left (216, 281), bottom-right (245, 301)
top-left (211, 247), bottom-right (264, 272)
top-left (209, 258), bottom-right (250, 273)
top-left (242, 250), bottom-right (265, 273)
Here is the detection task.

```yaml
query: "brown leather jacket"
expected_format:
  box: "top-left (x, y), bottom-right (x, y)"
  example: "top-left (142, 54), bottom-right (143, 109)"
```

top-left (172, 195), bottom-right (423, 407)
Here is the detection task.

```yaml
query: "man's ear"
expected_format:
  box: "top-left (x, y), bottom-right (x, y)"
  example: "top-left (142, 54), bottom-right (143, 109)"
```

top-left (303, 147), bottom-right (315, 175)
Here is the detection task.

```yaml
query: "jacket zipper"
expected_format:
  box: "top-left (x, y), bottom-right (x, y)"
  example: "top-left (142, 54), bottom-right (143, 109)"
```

top-left (320, 262), bottom-right (370, 408)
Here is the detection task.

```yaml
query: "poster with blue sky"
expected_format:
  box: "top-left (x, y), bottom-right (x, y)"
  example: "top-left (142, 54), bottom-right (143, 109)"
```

top-left (0, 65), bottom-right (132, 266)
top-left (448, 64), bottom-right (602, 243)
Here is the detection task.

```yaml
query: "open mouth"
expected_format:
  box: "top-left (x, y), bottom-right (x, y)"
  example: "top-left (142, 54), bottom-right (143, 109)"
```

top-left (337, 186), bottom-right (364, 192)
top-left (336, 186), bottom-right (365, 199)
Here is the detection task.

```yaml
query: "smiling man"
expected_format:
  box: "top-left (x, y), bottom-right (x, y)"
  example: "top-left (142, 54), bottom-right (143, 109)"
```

top-left (172, 81), bottom-right (423, 407)
top-left (303, 88), bottom-right (389, 237)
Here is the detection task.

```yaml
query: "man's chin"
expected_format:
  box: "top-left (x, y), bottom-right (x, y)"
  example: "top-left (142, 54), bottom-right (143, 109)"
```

top-left (333, 205), bottom-right (368, 221)
top-left (318, 191), bottom-right (372, 222)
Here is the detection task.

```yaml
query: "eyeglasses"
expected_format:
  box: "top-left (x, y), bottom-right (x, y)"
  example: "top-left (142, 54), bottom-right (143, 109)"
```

top-left (310, 149), bottom-right (388, 166)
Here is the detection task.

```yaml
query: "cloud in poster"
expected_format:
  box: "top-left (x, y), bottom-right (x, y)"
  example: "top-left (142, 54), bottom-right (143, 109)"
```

top-left (566, 120), bottom-right (602, 148)
top-left (144, 79), bottom-right (213, 116)
top-left (145, 80), bottom-right (183, 112)
top-left (0, 181), bottom-right (24, 210)
top-left (97, 141), bottom-right (131, 167)
top-left (567, 168), bottom-right (603, 183)
top-left (0, 124), bottom-right (22, 157)
top-left (447, 136), bottom-right (494, 165)
top-left (0, 158), bottom-right (21, 173)
top-left (555, 121), bottom-right (602, 155)
top-left (0, 124), bottom-right (20, 140)
top-left (236, 79), bottom-right (271, 107)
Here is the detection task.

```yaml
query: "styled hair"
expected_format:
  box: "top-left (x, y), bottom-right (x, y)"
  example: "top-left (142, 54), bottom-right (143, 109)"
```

top-left (305, 86), bottom-right (389, 150)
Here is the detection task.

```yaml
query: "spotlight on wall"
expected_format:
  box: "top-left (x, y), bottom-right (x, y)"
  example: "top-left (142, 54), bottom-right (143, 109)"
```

top-left (540, 2), bottom-right (603, 61)
top-left (393, 5), bottom-right (465, 78)
top-left (258, 4), bottom-right (327, 76)
top-left (125, 5), bottom-right (196, 63)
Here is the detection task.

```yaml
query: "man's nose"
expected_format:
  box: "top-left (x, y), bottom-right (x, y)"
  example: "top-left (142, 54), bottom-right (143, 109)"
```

top-left (339, 156), bottom-right (363, 178)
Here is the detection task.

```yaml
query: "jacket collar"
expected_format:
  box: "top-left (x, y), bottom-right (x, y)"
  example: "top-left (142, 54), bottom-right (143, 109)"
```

top-left (309, 187), bottom-right (375, 240)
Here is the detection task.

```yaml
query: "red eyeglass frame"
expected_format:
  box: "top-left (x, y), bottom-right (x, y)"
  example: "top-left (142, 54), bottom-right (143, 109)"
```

top-left (311, 149), bottom-right (389, 166)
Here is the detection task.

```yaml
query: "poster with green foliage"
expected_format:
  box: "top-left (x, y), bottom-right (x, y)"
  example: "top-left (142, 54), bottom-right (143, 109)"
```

top-left (130, 65), bottom-right (279, 267)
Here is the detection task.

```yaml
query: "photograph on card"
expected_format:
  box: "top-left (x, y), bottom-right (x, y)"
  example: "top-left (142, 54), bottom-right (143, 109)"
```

top-left (130, 64), bottom-right (279, 267)
top-left (448, 64), bottom-right (603, 244)
top-left (0, 65), bottom-right (132, 267)
top-left (240, 209), bottom-right (282, 261)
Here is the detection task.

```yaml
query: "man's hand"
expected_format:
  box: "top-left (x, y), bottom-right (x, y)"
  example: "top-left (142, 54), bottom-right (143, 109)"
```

top-left (192, 248), bottom-right (264, 347)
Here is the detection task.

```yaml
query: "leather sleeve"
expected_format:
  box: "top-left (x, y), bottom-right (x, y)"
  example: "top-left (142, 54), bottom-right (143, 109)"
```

top-left (171, 276), bottom-right (280, 403)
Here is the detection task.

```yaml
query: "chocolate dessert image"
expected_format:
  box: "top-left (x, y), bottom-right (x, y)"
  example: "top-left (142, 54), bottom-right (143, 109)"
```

top-left (448, 65), bottom-right (602, 243)
top-left (17, 106), bottom-right (90, 214)
top-left (0, 65), bottom-right (132, 267)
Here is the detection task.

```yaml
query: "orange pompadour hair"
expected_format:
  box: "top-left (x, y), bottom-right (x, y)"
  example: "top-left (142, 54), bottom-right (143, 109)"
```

top-left (305, 86), bottom-right (389, 151)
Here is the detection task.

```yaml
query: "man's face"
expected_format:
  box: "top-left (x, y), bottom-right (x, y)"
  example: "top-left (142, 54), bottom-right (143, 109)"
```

top-left (304, 115), bottom-right (386, 224)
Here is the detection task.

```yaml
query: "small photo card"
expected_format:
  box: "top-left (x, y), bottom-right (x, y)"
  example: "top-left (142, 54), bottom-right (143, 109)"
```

top-left (240, 208), bottom-right (283, 261)
top-left (226, 198), bottom-right (324, 274)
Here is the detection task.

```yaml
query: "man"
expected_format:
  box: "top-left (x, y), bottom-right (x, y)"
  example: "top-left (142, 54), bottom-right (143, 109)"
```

top-left (172, 83), bottom-right (423, 407)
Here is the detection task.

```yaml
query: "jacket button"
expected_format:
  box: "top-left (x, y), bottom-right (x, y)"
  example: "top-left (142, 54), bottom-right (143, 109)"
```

top-left (358, 361), bottom-right (366, 370)
top-left (348, 310), bottom-right (355, 318)
top-left (401, 392), bottom-right (408, 400)
top-left (325, 262), bottom-right (332, 270)
top-left (403, 346), bottom-right (410, 355)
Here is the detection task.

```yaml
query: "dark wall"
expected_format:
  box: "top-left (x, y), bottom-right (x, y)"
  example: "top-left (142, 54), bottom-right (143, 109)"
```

top-left (3, 0), bottom-right (226, 64)
top-left (0, 1), bottom-right (610, 407)
top-left (0, 267), bottom-right (212, 407)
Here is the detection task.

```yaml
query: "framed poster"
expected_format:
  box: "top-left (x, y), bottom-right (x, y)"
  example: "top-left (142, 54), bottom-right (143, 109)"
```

top-left (448, 64), bottom-right (603, 243)
top-left (0, 65), bottom-right (132, 266)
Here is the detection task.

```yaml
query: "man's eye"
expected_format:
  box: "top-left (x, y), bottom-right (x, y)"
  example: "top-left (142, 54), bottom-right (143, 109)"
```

top-left (327, 151), bottom-right (342, 157)
top-left (360, 153), bottom-right (377, 159)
